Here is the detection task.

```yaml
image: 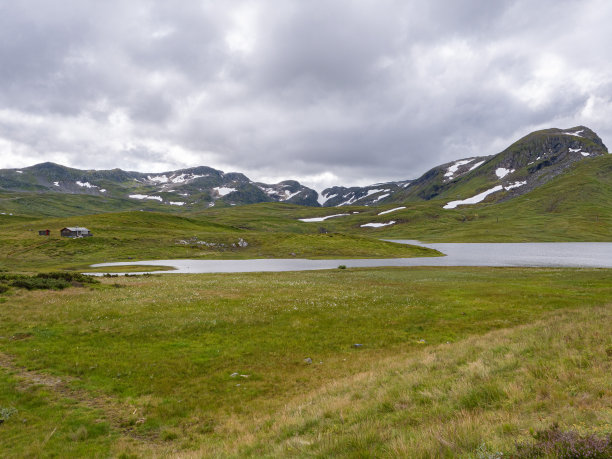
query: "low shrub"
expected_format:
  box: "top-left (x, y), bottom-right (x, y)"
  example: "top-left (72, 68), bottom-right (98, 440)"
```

top-left (35, 272), bottom-right (99, 284)
top-left (514, 424), bottom-right (612, 458)
top-left (0, 283), bottom-right (9, 294)
top-left (0, 272), bottom-right (99, 290)
top-left (11, 277), bottom-right (70, 290)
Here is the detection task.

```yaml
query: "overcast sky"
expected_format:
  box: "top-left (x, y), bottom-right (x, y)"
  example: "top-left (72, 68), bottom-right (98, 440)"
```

top-left (1, 0), bottom-right (611, 191)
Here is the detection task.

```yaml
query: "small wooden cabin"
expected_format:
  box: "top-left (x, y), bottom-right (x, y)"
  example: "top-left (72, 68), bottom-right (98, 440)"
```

top-left (38, 229), bottom-right (50, 236)
top-left (60, 227), bottom-right (92, 238)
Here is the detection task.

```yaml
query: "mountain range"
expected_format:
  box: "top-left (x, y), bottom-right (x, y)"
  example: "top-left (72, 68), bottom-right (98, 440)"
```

top-left (0, 126), bottom-right (608, 216)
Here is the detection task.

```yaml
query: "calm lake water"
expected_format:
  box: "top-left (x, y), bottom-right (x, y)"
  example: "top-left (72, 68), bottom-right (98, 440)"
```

top-left (88, 241), bottom-right (612, 274)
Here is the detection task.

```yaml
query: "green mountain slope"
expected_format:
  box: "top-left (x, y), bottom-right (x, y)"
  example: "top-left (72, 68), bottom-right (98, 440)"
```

top-left (319, 126), bottom-right (608, 208)
top-left (313, 154), bottom-right (612, 241)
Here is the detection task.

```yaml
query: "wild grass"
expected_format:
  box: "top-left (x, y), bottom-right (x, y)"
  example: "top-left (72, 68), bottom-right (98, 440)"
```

top-left (0, 211), bottom-right (439, 271)
top-left (0, 267), bottom-right (609, 457)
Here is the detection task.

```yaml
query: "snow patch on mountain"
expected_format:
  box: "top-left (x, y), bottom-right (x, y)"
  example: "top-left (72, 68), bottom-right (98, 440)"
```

top-left (495, 168), bottom-right (515, 179)
top-left (504, 181), bottom-right (527, 190)
top-left (373, 193), bottom-right (390, 202)
top-left (563, 129), bottom-right (584, 137)
top-left (337, 194), bottom-right (358, 206)
top-left (169, 173), bottom-right (207, 184)
top-left (76, 181), bottom-right (97, 188)
top-left (299, 213), bottom-right (350, 222)
top-left (147, 175), bottom-right (169, 184)
top-left (443, 185), bottom-right (504, 209)
top-left (468, 160), bottom-right (485, 172)
top-left (378, 206), bottom-right (406, 215)
top-left (568, 147), bottom-right (590, 157)
top-left (214, 187), bottom-right (236, 196)
top-left (360, 221), bottom-right (396, 228)
top-left (282, 190), bottom-right (301, 201)
top-left (129, 194), bottom-right (163, 201)
top-left (445, 159), bottom-right (473, 179)
top-left (317, 192), bottom-right (335, 206)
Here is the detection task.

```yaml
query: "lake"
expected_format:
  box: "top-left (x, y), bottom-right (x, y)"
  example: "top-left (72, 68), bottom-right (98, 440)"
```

top-left (88, 241), bottom-right (612, 274)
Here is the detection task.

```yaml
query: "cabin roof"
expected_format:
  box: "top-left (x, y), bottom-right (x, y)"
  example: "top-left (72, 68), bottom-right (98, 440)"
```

top-left (62, 227), bottom-right (90, 232)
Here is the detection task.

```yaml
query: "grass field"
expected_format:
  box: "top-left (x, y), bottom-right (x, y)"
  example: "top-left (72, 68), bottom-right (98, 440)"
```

top-left (0, 211), bottom-right (439, 272)
top-left (1, 155), bottom-right (611, 457)
top-left (0, 267), bottom-right (610, 457)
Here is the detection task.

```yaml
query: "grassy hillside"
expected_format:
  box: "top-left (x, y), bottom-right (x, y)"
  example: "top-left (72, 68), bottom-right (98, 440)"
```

top-left (2, 154), bottom-right (611, 245)
top-left (0, 267), bottom-right (609, 456)
top-left (0, 191), bottom-right (173, 217)
top-left (0, 211), bottom-right (438, 271)
top-left (262, 154), bottom-right (612, 242)
top-left (374, 154), bottom-right (612, 241)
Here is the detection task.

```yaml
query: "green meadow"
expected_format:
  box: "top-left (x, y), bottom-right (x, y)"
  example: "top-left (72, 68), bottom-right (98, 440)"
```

top-left (0, 267), bottom-right (610, 457)
top-left (0, 211), bottom-right (439, 272)
top-left (1, 155), bottom-right (611, 457)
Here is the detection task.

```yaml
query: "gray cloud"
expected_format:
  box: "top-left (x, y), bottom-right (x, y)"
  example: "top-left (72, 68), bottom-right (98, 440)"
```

top-left (1, 0), bottom-right (611, 191)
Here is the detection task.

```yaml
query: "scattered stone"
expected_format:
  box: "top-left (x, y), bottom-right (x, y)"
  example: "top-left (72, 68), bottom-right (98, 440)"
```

top-left (230, 372), bottom-right (239, 378)
top-left (240, 374), bottom-right (249, 378)
top-left (304, 357), bottom-right (313, 364)
top-left (352, 343), bottom-right (363, 348)
top-left (417, 339), bottom-right (426, 344)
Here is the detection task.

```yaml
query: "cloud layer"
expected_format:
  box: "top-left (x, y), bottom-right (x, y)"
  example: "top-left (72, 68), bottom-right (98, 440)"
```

top-left (1, 0), bottom-right (611, 190)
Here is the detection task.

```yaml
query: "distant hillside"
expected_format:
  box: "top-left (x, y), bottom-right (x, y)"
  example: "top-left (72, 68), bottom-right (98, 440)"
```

top-left (0, 126), bottom-right (608, 217)
top-left (0, 162), bottom-right (319, 214)
top-left (320, 126), bottom-right (608, 207)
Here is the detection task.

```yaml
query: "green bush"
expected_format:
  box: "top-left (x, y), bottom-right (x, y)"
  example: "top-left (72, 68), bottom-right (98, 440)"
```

top-left (11, 277), bottom-right (70, 290)
top-left (0, 283), bottom-right (9, 294)
top-left (0, 272), bottom-right (99, 291)
top-left (35, 272), bottom-right (99, 284)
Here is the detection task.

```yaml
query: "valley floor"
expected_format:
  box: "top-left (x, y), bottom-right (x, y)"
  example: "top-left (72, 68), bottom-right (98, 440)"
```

top-left (0, 267), bottom-right (610, 457)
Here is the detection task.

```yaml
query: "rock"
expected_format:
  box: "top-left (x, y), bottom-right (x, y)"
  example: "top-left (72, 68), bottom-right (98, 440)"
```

top-left (352, 343), bottom-right (363, 348)
top-left (304, 357), bottom-right (313, 364)
top-left (230, 372), bottom-right (239, 378)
